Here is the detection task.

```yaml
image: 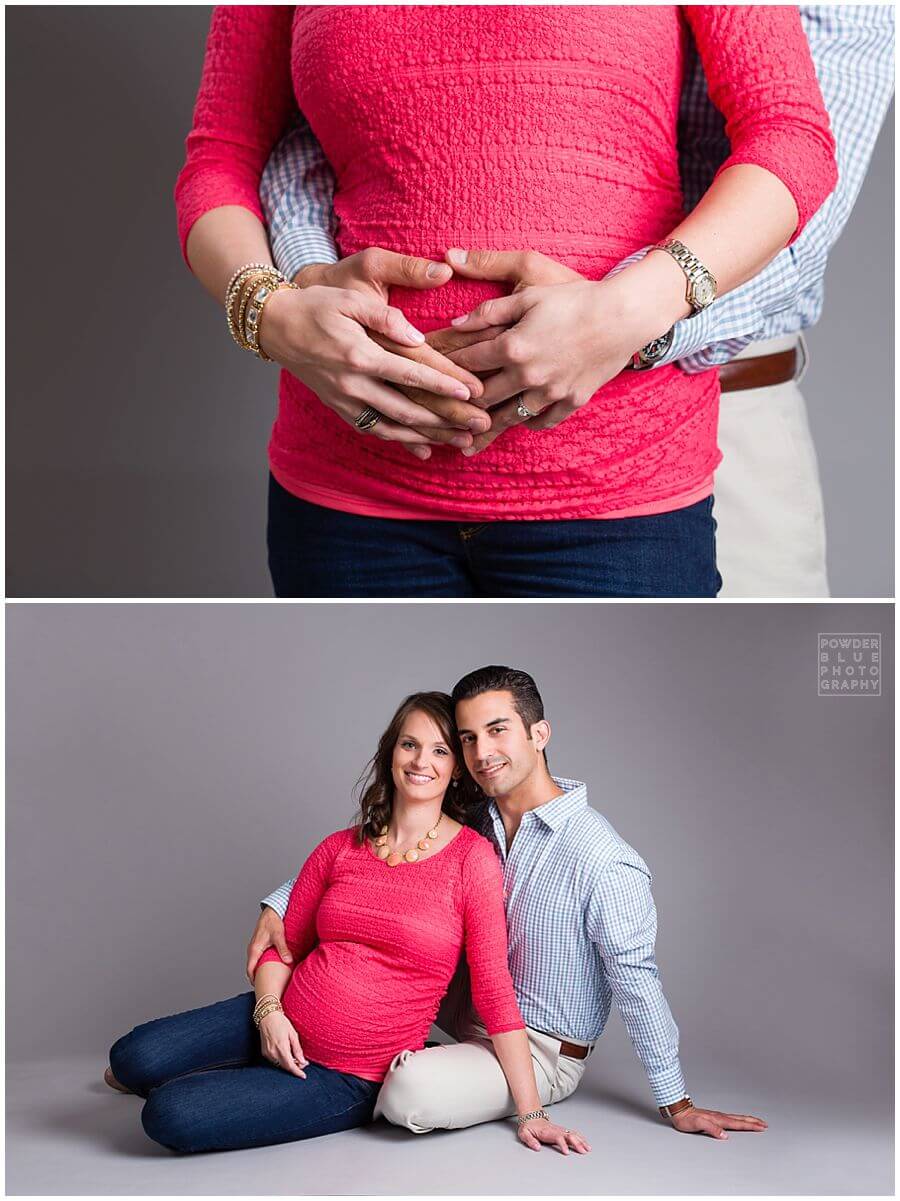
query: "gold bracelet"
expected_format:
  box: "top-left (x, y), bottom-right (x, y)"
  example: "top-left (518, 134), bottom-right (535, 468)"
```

top-left (227, 274), bottom-right (272, 351)
top-left (253, 1001), bottom-right (284, 1027)
top-left (225, 265), bottom-right (275, 340)
top-left (245, 281), bottom-right (297, 362)
top-left (224, 262), bottom-right (272, 303)
top-left (235, 272), bottom-right (274, 350)
top-left (225, 264), bottom-right (289, 354)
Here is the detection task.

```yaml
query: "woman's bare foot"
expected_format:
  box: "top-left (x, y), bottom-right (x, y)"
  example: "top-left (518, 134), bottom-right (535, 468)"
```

top-left (104, 1066), bottom-right (134, 1094)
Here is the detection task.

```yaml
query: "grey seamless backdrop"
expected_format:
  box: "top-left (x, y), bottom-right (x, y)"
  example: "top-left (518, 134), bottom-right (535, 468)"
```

top-left (5, 7), bottom-right (895, 598)
top-left (5, 603), bottom-right (894, 1195)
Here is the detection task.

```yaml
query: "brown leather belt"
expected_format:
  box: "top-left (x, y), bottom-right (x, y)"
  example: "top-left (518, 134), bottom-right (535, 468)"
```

top-left (718, 347), bottom-right (799, 393)
top-left (558, 1039), bottom-right (591, 1060)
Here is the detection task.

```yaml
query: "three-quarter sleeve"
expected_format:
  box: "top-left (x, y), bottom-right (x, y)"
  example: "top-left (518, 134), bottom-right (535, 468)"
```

top-left (174, 5), bottom-right (298, 267)
top-left (683, 5), bottom-right (838, 244)
top-left (460, 840), bottom-right (525, 1036)
top-left (255, 831), bottom-right (341, 975)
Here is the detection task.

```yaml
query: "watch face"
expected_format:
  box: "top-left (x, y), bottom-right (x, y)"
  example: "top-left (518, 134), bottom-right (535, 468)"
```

top-left (693, 275), bottom-right (716, 307)
top-left (643, 329), bottom-right (674, 361)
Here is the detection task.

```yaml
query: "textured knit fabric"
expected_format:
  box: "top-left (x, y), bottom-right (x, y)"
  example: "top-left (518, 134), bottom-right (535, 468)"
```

top-left (618, 4), bottom-right (895, 371)
top-left (263, 778), bottom-right (687, 1106)
top-left (255, 825), bottom-right (524, 1083)
top-left (176, 6), bottom-right (837, 521)
top-left (259, 7), bottom-right (892, 377)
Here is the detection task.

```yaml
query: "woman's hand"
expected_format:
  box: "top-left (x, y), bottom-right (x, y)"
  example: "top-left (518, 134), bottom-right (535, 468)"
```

top-left (259, 1010), bottom-right (308, 1079)
top-left (447, 270), bottom-right (673, 454)
top-left (447, 252), bottom-right (689, 454)
top-left (517, 1116), bottom-right (591, 1155)
top-left (295, 249), bottom-right (490, 457)
top-left (389, 250), bottom-right (577, 444)
top-left (257, 284), bottom-right (487, 459)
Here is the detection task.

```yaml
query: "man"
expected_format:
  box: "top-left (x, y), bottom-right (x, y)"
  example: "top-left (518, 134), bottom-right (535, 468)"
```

top-left (258, 6), bottom-right (893, 597)
top-left (248, 666), bottom-right (766, 1140)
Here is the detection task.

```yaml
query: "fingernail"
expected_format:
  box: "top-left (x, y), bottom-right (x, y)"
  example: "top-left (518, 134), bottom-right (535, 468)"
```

top-left (450, 434), bottom-right (472, 448)
top-left (450, 314), bottom-right (470, 326)
top-left (452, 385), bottom-right (471, 399)
top-left (426, 262), bottom-right (450, 279)
top-left (405, 324), bottom-right (426, 344)
top-left (447, 248), bottom-right (468, 265)
top-left (461, 447), bottom-right (477, 457)
top-left (468, 418), bottom-right (489, 432)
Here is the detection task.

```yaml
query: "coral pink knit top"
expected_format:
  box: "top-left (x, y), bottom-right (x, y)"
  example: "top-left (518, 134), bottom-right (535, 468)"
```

top-left (254, 826), bottom-right (523, 1081)
top-left (176, 6), bottom-right (837, 521)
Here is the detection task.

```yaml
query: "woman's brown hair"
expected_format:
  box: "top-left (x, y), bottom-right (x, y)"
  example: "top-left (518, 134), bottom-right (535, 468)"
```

top-left (353, 692), bottom-right (481, 842)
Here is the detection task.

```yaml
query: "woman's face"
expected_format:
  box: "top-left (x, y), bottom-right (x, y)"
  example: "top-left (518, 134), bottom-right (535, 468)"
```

top-left (390, 709), bottom-right (459, 809)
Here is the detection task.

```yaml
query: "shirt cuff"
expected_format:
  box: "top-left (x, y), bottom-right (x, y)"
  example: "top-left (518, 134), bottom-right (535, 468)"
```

top-left (650, 1063), bottom-right (688, 1107)
top-left (607, 245), bottom-right (720, 371)
top-left (260, 881), bottom-right (292, 918)
top-left (605, 246), bottom-right (684, 370)
top-left (271, 226), bottom-right (339, 283)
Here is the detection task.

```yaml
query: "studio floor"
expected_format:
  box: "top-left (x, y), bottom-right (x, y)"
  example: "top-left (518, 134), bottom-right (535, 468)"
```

top-left (6, 1053), bottom-right (893, 1196)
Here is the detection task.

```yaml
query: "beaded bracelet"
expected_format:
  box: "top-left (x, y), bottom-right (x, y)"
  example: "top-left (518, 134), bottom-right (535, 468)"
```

top-left (226, 268), bottom-right (276, 350)
top-left (225, 264), bottom-right (295, 359)
top-left (253, 1000), bottom-right (284, 1027)
top-left (245, 280), bottom-right (296, 362)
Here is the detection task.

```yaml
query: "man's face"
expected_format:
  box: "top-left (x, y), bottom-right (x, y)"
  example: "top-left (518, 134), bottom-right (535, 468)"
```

top-left (455, 689), bottom-right (543, 798)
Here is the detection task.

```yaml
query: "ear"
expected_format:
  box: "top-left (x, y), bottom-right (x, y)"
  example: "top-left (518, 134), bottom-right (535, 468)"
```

top-left (531, 720), bottom-right (551, 753)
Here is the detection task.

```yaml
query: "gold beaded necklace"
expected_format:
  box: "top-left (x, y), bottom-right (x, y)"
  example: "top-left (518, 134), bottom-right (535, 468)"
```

top-left (373, 812), bottom-right (444, 867)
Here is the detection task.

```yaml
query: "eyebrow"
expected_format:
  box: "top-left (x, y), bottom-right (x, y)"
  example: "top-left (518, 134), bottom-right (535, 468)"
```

top-left (456, 716), bottom-right (512, 735)
top-left (399, 733), bottom-right (450, 749)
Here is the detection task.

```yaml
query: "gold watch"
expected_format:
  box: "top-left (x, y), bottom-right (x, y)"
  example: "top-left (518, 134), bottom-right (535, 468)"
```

top-left (650, 239), bottom-right (717, 317)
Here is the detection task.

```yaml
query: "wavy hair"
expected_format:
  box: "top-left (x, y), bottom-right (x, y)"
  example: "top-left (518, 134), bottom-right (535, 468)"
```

top-left (353, 692), bottom-right (482, 842)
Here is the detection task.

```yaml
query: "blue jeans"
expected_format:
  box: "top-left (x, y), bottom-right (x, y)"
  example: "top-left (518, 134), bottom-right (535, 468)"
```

top-left (109, 992), bottom-right (380, 1153)
top-left (267, 475), bottom-right (721, 598)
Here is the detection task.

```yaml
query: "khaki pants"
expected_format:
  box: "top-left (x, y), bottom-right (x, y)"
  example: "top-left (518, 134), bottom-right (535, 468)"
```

top-left (714, 334), bottom-right (830, 598)
top-left (374, 1017), bottom-right (590, 1133)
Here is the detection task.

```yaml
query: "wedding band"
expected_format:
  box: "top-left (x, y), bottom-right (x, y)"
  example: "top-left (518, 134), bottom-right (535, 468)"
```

top-left (516, 395), bottom-right (539, 420)
top-left (354, 406), bottom-right (381, 432)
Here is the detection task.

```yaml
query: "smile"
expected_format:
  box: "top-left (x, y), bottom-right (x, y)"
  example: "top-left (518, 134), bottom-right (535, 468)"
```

top-left (404, 771), bottom-right (434, 785)
top-left (478, 763), bottom-right (506, 778)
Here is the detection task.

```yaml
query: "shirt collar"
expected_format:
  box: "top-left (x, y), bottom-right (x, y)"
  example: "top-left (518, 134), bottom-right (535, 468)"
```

top-left (487, 776), bottom-right (588, 833)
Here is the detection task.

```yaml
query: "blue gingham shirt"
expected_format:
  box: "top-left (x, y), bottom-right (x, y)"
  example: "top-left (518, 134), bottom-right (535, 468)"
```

top-left (262, 778), bottom-right (686, 1106)
top-left (259, 6), bottom-right (894, 373)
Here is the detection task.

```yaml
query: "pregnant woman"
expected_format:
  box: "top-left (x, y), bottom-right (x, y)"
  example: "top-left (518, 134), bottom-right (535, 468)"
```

top-left (175, 6), bottom-right (837, 598)
top-left (106, 693), bottom-right (588, 1155)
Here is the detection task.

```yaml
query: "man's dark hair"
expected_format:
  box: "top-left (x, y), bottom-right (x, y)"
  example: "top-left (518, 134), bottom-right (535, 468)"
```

top-left (451, 665), bottom-right (546, 737)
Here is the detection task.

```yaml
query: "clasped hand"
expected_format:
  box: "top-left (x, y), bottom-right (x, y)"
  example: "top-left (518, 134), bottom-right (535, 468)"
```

top-left (260, 245), bottom-right (661, 458)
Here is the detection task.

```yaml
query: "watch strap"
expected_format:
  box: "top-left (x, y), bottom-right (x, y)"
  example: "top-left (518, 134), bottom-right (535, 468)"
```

top-left (659, 1095), bottom-right (694, 1121)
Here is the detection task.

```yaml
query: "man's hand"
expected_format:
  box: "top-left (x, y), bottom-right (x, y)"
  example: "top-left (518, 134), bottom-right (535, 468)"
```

top-left (295, 247), bottom-right (455, 302)
top-left (258, 285), bottom-right (486, 460)
top-left (246, 906), bottom-right (292, 983)
top-left (292, 249), bottom-right (487, 457)
top-left (669, 1105), bottom-right (768, 1140)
